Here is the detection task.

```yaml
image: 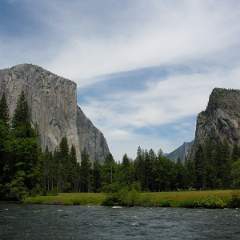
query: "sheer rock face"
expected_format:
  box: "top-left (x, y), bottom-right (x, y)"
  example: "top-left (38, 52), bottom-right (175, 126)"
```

top-left (189, 88), bottom-right (240, 160)
top-left (0, 64), bottom-right (110, 162)
top-left (167, 141), bottom-right (193, 163)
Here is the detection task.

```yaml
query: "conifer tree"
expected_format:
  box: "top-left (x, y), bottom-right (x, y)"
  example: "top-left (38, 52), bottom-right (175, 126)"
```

top-left (194, 146), bottom-right (205, 189)
top-left (69, 145), bottom-right (78, 191)
top-left (0, 93), bottom-right (9, 125)
top-left (8, 91), bottom-right (40, 200)
top-left (92, 160), bottom-right (101, 192)
top-left (0, 93), bottom-right (10, 198)
top-left (80, 148), bottom-right (91, 192)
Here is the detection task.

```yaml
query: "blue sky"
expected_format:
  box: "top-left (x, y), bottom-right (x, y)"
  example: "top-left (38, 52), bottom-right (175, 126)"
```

top-left (1, 0), bottom-right (240, 160)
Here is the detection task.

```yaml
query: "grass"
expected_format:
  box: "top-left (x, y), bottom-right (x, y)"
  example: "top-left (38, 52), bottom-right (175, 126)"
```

top-left (24, 190), bottom-right (240, 208)
top-left (24, 193), bottom-right (106, 205)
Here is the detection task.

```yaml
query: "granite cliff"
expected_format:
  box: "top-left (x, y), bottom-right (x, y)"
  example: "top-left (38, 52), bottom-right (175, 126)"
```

top-left (167, 141), bottom-right (193, 163)
top-left (189, 88), bottom-right (240, 160)
top-left (0, 64), bottom-right (110, 162)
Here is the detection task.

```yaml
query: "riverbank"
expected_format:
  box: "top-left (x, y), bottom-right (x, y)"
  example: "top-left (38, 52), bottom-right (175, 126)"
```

top-left (23, 190), bottom-right (240, 208)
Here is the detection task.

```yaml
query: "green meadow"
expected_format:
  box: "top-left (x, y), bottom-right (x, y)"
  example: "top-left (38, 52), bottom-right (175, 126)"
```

top-left (24, 190), bottom-right (240, 208)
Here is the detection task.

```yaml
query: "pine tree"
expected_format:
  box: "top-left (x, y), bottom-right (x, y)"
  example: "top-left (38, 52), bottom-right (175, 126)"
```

top-left (194, 146), bottom-right (205, 190)
top-left (120, 154), bottom-right (134, 186)
top-left (7, 91), bottom-right (40, 200)
top-left (232, 144), bottom-right (240, 162)
top-left (92, 160), bottom-right (101, 192)
top-left (58, 137), bottom-right (70, 192)
top-left (0, 93), bottom-right (10, 198)
top-left (12, 91), bottom-right (30, 128)
top-left (80, 148), bottom-right (92, 192)
top-left (134, 146), bottom-right (145, 190)
top-left (69, 145), bottom-right (78, 191)
top-left (102, 153), bottom-right (115, 186)
top-left (0, 93), bottom-right (9, 125)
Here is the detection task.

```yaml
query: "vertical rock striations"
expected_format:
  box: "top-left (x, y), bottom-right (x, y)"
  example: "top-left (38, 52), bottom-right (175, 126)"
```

top-left (167, 141), bottom-right (193, 163)
top-left (189, 88), bottom-right (240, 160)
top-left (0, 64), bottom-right (110, 162)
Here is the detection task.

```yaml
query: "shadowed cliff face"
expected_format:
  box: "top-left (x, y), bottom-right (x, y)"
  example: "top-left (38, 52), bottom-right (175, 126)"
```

top-left (190, 88), bottom-right (240, 160)
top-left (167, 141), bottom-right (193, 163)
top-left (0, 64), bottom-right (110, 162)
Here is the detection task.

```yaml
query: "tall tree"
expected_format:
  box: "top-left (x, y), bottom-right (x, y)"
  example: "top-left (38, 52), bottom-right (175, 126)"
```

top-left (8, 91), bottom-right (40, 200)
top-left (0, 93), bottom-right (10, 198)
top-left (0, 93), bottom-right (9, 124)
top-left (92, 160), bottom-right (101, 192)
top-left (69, 145), bottom-right (78, 191)
top-left (194, 146), bottom-right (206, 189)
top-left (80, 148), bottom-right (92, 192)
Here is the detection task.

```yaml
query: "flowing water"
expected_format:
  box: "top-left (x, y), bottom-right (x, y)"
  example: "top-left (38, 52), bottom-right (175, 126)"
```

top-left (1, 204), bottom-right (240, 240)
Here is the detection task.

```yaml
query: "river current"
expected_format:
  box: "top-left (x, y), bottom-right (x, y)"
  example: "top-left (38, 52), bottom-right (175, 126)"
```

top-left (0, 204), bottom-right (240, 240)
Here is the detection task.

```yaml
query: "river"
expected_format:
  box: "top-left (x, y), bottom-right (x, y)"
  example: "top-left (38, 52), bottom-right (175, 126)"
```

top-left (0, 204), bottom-right (240, 239)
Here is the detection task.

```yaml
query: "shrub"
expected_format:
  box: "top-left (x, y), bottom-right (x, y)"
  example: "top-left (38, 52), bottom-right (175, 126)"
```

top-left (228, 192), bottom-right (240, 208)
top-left (102, 184), bottom-right (140, 206)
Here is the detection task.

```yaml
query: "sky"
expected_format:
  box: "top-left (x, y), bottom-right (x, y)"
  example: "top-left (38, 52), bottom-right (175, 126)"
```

top-left (1, 0), bottom-right (240, 160)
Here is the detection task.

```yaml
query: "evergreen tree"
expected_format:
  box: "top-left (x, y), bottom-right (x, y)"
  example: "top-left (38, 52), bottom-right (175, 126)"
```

top-left (69, 145), bottom-right (78, 191)
top-left (194, 146), bottom-right (205, 189)
top-left (0, 93), bottom-right (10, 198)
top-left (120, 154), bottom-right (134, 186)
top-left (0, 93), bottom-right (9, 124)
top-left (92, 160), bottom-right (101, 192)
top-left (80, 149), bottom-right (92, 192)
top-left (134, 146), bottom-right (145, 190)
top-left (102, 153), bottom-right (115, 187)
top-left (7, 91), bottom-right (40, 200)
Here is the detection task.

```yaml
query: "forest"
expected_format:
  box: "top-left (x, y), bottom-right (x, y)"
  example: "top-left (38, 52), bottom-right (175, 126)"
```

top-left (1, 92), bottom-right (240, 201)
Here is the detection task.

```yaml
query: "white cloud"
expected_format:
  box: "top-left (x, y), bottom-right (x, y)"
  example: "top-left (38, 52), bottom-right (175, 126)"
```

top-left (44, 0), bottom-right (240, 86)
top-left (81, 65), bottom-right (240, 160)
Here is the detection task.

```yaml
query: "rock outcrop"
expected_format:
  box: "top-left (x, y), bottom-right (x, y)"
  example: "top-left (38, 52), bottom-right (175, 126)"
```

top-left (0, 64), bottom-right (110, 162)
top-left (189, 88), bottom-right (240, 160)
top-left (167, 141), bottom-right (193, 163)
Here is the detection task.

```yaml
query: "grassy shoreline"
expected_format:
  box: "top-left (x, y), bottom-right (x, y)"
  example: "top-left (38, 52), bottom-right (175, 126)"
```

top-left (23, 190), bottom-right (240, 208)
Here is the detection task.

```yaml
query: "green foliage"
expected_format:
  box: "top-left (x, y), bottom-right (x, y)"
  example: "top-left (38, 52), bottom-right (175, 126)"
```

top-left (231, 160), bottom-right (240, 188)
top-left (12, 91), bottom-right (30, 129)
top-left (80, 148), bottom-right (92, 192)
top-left (0, 93), bottom-right (9, 124)
top-left (228, 191), bottom-right (240, 208)
top-left (0, 91), bottom-right (40, 201)
top-left (102, 184), bottom-right (140, 206)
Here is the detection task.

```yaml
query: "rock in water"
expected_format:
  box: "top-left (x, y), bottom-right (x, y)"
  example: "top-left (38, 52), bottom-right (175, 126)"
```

top-left (0, 64), bottom-right (110, 162)
top-left (189, 88), bottom-right (240, 160)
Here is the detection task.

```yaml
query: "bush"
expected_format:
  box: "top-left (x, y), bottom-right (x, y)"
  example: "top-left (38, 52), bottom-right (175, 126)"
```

top-left (180, 196), bottom-right (226, 209)
top-left (102, 184), bottom-right (140, 206)
top-left (228, 192), bottom-right (240, 208)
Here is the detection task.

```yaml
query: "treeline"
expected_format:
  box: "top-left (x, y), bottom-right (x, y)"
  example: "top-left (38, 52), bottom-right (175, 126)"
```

top-left (187, 140), bottom-right (240, 190)
top-left (41, 145), bottom-right (189, 194)
top-left (1, 91), bottom-right (240, 201)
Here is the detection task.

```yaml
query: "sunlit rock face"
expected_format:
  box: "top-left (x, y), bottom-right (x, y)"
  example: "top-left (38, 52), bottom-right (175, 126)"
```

top-left (0, 64), bottom-right (110, 162)
top-left (190, 88), bottom-right (240, 160)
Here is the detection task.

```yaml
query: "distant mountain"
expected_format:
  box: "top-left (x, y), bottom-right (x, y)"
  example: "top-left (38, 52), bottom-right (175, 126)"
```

top-left (167, 141), bottom-right (193, 163)
top-left (0, 64), bottom-right (110, 162)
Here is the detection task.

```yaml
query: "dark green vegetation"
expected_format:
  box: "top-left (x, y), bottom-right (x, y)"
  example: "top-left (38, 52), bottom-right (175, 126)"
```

top-left (1, 90), bottom-right (240, 207)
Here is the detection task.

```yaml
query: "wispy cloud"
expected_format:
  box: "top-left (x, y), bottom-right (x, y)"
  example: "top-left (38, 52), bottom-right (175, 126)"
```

top-left (80, 65), bottom-right (240, 159)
